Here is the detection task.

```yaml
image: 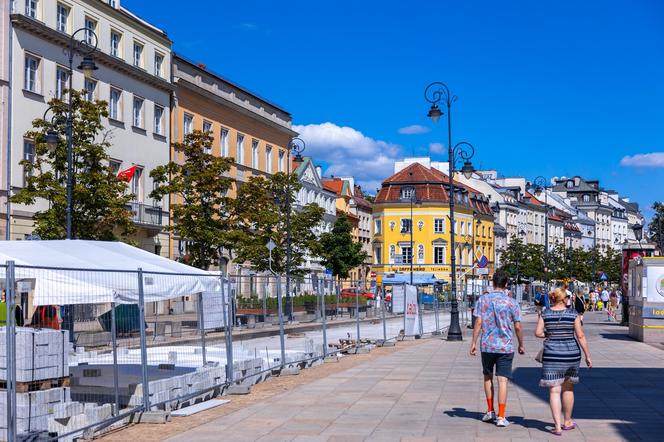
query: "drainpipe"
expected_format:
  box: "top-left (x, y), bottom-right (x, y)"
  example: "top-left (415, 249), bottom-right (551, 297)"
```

top-left (5, 0), bottom-right (14, 240)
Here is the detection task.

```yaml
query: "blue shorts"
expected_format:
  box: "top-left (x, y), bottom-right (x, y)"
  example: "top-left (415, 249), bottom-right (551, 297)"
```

top-left (481, 352), bottom-right (514, 379)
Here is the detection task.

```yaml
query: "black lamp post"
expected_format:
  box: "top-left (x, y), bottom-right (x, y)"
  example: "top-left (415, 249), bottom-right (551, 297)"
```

top-left (533, 177), bottom-right (550, 289)
top-left (400, 183), bottom-right (421, 285)
top-left (425, 82), bottom-right (476, 341)
top-left (42, 28), bottom-right (98, 239)
top-left (278, 137), bottom-right (305, 322)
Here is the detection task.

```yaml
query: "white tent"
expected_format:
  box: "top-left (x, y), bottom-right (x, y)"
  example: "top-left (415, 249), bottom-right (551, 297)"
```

top-left (0, 240), bottom-right (221, 305)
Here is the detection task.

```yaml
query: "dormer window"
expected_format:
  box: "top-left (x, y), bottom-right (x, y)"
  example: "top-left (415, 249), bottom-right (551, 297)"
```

top-left (400, 187), bottom-right (414, 200)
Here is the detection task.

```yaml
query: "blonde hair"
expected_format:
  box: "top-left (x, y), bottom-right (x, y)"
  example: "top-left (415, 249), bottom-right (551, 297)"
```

top-left (549, 287), bottom-right (567, 305)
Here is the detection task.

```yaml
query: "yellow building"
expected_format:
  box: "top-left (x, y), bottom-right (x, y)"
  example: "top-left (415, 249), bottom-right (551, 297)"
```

top-left (372, 163), bottom-right (495, 285)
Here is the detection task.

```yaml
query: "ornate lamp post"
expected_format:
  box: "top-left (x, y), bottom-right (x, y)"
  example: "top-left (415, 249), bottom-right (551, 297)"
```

top-left (533, 177), bottom-right (550, 289)
top-left (42, 28), bottom-right (99, 239)
top-left (425, 82), bottom-right (476, 341)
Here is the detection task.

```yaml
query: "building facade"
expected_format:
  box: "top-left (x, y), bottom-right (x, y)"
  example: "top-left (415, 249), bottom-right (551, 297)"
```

top-left (170, 54), bottom-right (297, 268)
top-left (5, 0), bottom-right (172, 252)
top-left (372, 163), bottom-right (494, 285)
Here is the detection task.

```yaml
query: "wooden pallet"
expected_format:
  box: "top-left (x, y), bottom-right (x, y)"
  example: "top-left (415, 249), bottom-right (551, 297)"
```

top-left (0, 376), bottom-right (70, 393)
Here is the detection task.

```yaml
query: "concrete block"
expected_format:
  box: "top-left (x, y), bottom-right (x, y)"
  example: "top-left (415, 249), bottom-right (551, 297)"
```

top-left (324, 355), bottom-right (339, 363)
top-left (227, 384), bottom-right (251, 395)
top-left (134, 410), bottom-right (171, 424)
top-left (279, 367), bottom-right (300, 376)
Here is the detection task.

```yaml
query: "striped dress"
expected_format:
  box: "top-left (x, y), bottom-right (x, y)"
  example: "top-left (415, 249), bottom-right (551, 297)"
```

top-left (539, 308), bottom-right (581, 387)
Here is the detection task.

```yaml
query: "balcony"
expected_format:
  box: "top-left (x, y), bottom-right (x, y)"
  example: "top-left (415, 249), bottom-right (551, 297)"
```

top-left (127, 202), bottom-right (163, 229)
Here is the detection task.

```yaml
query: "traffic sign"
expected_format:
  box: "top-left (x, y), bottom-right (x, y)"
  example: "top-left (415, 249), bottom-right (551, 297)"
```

top-left (599, 272), bottom-right (608, 282)
top-left (266, 239), bottom-right (276, 251)
top-left (477, 255), bottom-right (489, 268)
top-left (370, 271), bottom-right (376, 278)
top-left (477, 268), bottom-right (489, 275)
top-left (325, 268), bottom-right (333, 276)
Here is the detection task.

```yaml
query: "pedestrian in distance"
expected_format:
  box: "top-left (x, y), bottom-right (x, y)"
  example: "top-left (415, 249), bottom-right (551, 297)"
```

top-left (600, 287), bottom-right (610, 310)
top-left (470, 270), bottom-right (525, 428)
top-left (535, 288), bottom-right (592, 436)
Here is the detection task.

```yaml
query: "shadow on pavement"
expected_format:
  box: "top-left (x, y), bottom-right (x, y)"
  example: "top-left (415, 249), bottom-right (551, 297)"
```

top-left (444, 407), bottom-right (551, 433)
top-left (511, 367), bottom-right (664, 441)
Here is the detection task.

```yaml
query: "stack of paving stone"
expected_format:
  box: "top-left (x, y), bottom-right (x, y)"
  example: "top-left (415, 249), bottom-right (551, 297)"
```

top-left (0, 328), bottom-right (70, 382)
top-left (48, 402), bottom-right (114, 442)
top-left (0, 386), bottom-right (71, 440)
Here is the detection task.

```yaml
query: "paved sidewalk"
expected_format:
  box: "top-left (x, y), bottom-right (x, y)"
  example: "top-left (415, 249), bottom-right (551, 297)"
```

top-left (166, 312), bottom-right (664, 441)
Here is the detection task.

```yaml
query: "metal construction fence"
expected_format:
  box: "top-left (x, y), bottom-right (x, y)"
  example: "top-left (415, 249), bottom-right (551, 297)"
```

top-left (0, 265), bottom-right (471, 441)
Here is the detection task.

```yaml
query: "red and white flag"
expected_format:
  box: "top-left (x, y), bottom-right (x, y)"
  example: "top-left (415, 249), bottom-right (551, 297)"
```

top-left (117, 165), bottom-right (137, 182)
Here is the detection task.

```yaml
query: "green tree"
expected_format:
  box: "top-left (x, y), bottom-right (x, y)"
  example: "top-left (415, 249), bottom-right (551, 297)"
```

top-left (228, 172), bottom-right (325, 274)
top-left (499, 237), bottom-right (526, 279)
top-left (150, 130), bottom-right (234, 270)
top-left (599, 247), bottom-right (622, 284)
top-left (11, 90), bottom-right (135, 240)
top-left (318, 213), bottom-right (368, 281)
top-left (648, 201), bottom-right (664, 253)
top-left (568, 246), bottom-right (591, 282)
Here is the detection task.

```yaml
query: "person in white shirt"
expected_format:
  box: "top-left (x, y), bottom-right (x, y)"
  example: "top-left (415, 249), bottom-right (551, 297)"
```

top-left (600, 288), bottom-right (610, 310)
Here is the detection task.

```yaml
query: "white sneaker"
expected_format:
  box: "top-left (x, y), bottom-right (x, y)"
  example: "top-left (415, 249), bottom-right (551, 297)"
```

top-left (496, 417), bottom-right (510, 427)
top-left (481, 411), bottom-right (496, 422)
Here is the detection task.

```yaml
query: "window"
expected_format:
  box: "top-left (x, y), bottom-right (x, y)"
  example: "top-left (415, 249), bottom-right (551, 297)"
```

top-left (236, 134), bottom-right (245, 164)
top-left (460, 221), bottom-right (466, 235)
top-left (374, 246), bottom-right (382, 265)
top-left (22, 140), bottom-right (36, 187)
top-left (278, 150), bottom-right (285, 172)
top-left (434, 246), bottom-right (445, 265)
top-left (133, 42), bottom-right (143, 67)
top-left (400, 218), bottom-right (412, 233)
top-left (153, 105), bottom-right (164, 135)
top-left (55, 67), bottom-right (69, 100)
top-left (84, 17), bottom-right (97, 45)
top-left (401, 246), bottom-right (412, 264)
top-left (202, 121), bottom-right (212, 153)
top-left (183, 114), bottom-right (193, 135)
top-left (109, 159), bottom-right (121, 175)
top-left (401, 187), bottom-right (414, 200)
top-left (132, 97), bottom-right (144, 128)
top-left (24, 55), bottom-right (39, 92)
top-left (84, 78), bottom-right (96, 101)
top-left (154, 52), bottom-right (164, 77)
top-left (110, 30), bottom-right (122, 57)
top-left (109, 87), bottom-right (122, 120)
top-left (131, 167), bottom-right (144, 202)
top-left (25, 0), bottom-right (38, 18)
top-left (56, 3), bottom-right (69, 33)
top-left (220, 129), bottom-right (229, 157)
top-left (266, 145), bottom-right (272, 172)
top-left (434, 218), bottom-right (445, 233)
top-left (374, 219), bottom-right (382, 234)
top-left (252, 140), bottom-right (259, 169)
top-left (583, 194), bottom-right (590, 202)
top-left (108, 0), bottom-right (117, 7)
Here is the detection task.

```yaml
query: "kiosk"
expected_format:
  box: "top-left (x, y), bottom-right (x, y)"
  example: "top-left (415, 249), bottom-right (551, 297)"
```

top-left (628, 256), bottom-right (664, 343)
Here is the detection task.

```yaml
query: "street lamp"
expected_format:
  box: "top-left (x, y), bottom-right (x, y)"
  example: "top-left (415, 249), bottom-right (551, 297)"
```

top-left (425, 81), bottom-right (477, 342)
top-left (41, 28), bottom-right (99, 239)
top-left (278, 137), bottom-right (306, 322)
top-left (400, 182), bottom-right (421, 285)
top-left (532, 176), bottom-right (550, 289)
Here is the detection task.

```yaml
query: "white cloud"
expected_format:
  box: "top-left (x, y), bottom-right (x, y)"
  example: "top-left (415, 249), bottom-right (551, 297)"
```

top-left (398, 125), bottom-right (430, 135)
top-left (429, 142), bottom-right (445, 154)
top-left (620, 152), bottom-right (664, 168)
top-left (293, 122), bottom-right (402, 192)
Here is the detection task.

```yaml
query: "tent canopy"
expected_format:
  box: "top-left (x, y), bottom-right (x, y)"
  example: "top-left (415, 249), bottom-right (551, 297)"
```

top-left (0, 240), bottom-right (220, 306)
top-left (381, 272), bottom-right (447, 285)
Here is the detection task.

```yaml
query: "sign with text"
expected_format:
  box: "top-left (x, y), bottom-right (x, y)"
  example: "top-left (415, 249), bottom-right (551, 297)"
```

top-left (404, 284), bottom-right (422, 336)
top-left (647, 265), bottom-right (664, 303)
top-left (388, 265), bottom-right (452, 273)
top-left (642, 307), bottom-right (664, 319)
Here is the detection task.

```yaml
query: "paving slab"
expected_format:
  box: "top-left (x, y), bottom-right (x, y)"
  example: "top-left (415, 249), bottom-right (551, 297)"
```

top-left (166, 312), bottom-right (664, 442)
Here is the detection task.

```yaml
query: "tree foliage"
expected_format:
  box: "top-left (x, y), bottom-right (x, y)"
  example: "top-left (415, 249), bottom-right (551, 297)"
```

top-left (227, 172), bottom-right (325, 275)
top-left (318, 213), bottom-right (368, 280)
top-left (648, 201), bottom-right (664, 252)
top-left (11, 90), bottom-right (135, 240)
top-left (150, 130), bottom-right (234, 270)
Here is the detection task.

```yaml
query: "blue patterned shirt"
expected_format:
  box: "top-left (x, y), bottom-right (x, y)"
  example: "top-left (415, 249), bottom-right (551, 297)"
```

top-left (473, 290), bottom-right (521, 354)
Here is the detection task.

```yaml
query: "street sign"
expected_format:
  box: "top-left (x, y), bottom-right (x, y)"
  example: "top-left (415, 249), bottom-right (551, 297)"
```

top-left (266, 239), bottom-right (276, 251)
top-left (370, 271), bottom-right (376, 278)
top-left (599, 272), bottom-right (608, 282)
top-left (325, 268), bottom-right (333, 276)
top-left (477, 255), bottom-right (489, 268)
top-left (477, 268), bottom-right (489, 275)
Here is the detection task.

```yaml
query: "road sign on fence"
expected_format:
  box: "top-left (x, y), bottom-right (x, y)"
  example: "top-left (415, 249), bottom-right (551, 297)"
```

top-left (477, 268), bottom-right (489, 275)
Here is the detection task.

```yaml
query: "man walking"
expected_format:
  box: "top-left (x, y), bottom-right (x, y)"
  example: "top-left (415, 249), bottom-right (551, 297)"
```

top-left (600, 286), bottom-right (610, 310)
top-left (470, 270), bottom-right (525, 427)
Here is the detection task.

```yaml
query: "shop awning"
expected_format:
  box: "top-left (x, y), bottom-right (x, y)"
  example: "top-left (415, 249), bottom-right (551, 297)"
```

top-left (381, 272), bottom-right (447, 285)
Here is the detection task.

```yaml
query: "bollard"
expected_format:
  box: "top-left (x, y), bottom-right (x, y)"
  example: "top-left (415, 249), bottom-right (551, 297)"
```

top-left (110, 301), bottom-right (121, 415)
top-left (355, 282), bottom-right (360, 343)
top-left (276, 274), bottom-right (287, 369)
top-left (137, 269), bottom-right (151, 411)
top-left (197, 292), bottom-right (207, 365)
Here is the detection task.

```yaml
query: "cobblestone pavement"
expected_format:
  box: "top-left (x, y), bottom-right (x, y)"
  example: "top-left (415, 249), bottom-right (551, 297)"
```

top-left (165, 311), bottom-right (664, 441)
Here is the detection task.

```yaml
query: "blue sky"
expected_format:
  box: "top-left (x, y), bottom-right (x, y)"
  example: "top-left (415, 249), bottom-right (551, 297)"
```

top-left (124, 0), bottom-right (664, 218)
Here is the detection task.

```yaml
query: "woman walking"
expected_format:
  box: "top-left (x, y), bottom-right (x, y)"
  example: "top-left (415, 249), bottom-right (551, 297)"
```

top-left (535, 288), bottom-right (592, 436)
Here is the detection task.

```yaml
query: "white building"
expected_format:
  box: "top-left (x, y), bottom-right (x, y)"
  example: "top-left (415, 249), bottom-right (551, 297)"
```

top-left (5, 0), bottom-right (172, 253)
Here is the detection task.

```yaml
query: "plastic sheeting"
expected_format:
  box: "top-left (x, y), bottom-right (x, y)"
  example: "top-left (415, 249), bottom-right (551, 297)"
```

top-left (0, 240), bottom-right (220, 306)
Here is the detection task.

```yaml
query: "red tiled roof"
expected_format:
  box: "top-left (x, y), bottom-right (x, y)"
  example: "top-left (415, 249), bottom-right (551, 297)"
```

top-left (353, 185), bottom-right (372, 210)
top-left (321, 178), bottom-right (343, 195)
top-left (524, 191), bottom-right (542, 206)
top-left (375, 163), bottom-right (492, 215)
